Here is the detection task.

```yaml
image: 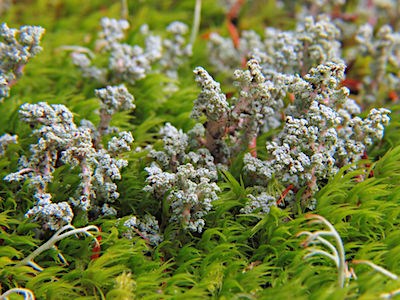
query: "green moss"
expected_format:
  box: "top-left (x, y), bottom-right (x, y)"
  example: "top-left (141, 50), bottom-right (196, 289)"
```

top-left (1, 1), bottom-right (400, 299)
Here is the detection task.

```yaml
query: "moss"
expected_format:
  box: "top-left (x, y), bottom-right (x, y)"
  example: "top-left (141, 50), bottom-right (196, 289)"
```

top-left (1, 1), bottom-right (400, 299)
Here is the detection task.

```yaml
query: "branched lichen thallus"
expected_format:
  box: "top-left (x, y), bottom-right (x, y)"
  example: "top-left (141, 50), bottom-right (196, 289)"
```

top-left (0, 23), bottom-right (45, 102)
top-left (143, 123), bottom-right (219, 233)
top-left (242, 62), bottom-right (390, 213)
top-left (70, 17), bottom-right (191, 86)
top-left (191, 58), bottom-right (284, 164)
top-left (4, 86), bottom-right (134, 230)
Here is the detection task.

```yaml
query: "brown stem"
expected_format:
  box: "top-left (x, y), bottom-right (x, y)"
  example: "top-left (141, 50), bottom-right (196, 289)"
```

top-left (277, 184), bottom-right (294, 205)
top-left (204, 117), bottom-right (228, 163)
top-left (94, 108), bottom-right (112, 149)
top-left (97, 109), bottom-right (112, 138)
top-left (301, 168), bottom-right (317, 207)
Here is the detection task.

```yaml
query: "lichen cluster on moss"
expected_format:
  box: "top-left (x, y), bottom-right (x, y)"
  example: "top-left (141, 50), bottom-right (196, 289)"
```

top-left (1, 1), bottom-right (400, 299)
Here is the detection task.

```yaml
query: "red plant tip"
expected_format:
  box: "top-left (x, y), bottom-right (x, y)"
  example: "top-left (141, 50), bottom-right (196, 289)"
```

top-left (361, 150), bottom-right (369, 160)
top-left (341, 78), bottom-right (362, 93)
top-left (288, 93), bottom-right (295, 103)
top-left (200, 31), bottom-right (213, 40)
top-left (90, 227), bottom-right (102, 260)
top-left (225, 91), bottom-right (235, 99)
top-left (389, 90), bottom-right (399, 103)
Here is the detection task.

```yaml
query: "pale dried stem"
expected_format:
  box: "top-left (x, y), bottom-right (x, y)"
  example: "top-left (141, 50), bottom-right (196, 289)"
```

top-left (0, 288), bottom-right (35, 300)
top-left (56, 46), bottom-right (95, 58)
top-left (120, 0), bottom-right (128, 20)
top-left (353, 260), bottom-right (398, 280)
top-left (19, 224), bottom-right (99, 271)
top-left (80, 158), bottom-right (93, 206)
top-left (300, 214), bottom-right (347, 288)
top-left (190, 0), bottom-right (202, 46)
top-left (381, 288), bottom-right (400, 299)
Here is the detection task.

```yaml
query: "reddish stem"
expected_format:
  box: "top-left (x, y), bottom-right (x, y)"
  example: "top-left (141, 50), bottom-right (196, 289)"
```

top-left (277, 184), bottom-right (294, 205)
top-left (341, 78), bottom-right (362, 94)
top-left (226, 0), bottom-right (245, 50)
top-left (227, 0), bottom-right (245, 19)
top-left (227, 21), bottom-right (240, 49)
top-left (133, 227), bottom-right (150, 244)
top-left (361, 150), bottom-right (374, 178)
top-left (248, 136), bottom-right (257, 158)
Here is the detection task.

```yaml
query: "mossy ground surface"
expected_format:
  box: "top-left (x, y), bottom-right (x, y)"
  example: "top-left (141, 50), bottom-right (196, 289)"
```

top-left (1, 1), bottom-right (400, 299)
